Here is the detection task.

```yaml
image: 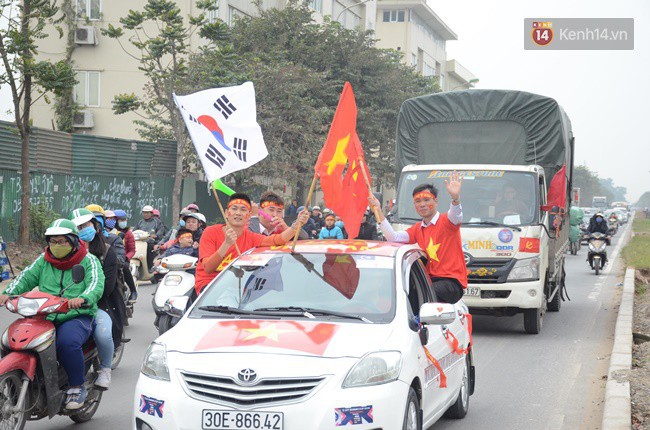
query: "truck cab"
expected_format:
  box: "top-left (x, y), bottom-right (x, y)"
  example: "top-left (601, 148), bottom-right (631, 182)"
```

top-left (392, 164), bottom-right (567, 334)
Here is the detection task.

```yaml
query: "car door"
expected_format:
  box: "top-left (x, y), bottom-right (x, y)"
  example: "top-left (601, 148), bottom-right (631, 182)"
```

top-left (403, 253), bottom-right (453, 422)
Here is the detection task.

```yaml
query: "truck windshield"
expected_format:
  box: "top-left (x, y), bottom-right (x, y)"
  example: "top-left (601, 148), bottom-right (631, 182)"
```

top-left (396, 170), bottom-right (539, 226)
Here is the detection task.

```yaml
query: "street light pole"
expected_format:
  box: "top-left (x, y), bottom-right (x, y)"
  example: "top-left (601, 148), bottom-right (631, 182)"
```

top-left (335, 0), bottom-right (374, 24)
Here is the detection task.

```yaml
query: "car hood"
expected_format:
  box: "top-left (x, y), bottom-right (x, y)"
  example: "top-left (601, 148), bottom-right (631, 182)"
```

top-left (161, 317), bottom-right (395, 359)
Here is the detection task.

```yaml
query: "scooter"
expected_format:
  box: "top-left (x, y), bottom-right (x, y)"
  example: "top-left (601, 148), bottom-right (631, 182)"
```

top-left (607, 216), bottom-right (619, 236)
top-left (130, 230), bottom-right (155, 284)
top-left (152, 254), bottom-right (198, 335)
top-left (587, 232), bottom-right (609, 275)
top-left (0, 267), bottom-right (103, 427)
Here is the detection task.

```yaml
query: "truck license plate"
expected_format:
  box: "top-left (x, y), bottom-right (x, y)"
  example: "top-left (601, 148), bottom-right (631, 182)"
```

top-left (202, 410), bottom-right (283, 430)
top-left (464, 287), bottom-right (480, 297)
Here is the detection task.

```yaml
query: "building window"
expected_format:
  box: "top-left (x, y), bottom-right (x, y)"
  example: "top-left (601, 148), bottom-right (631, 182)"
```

top-left (439, 73), bottom-right (445, 90)
top-left (76, 0), bottom-right (101, 20)
top-left (308, 0), bottom-right (322, 13)
top-left (74, 71), bottom-right (100, 107)
top-left (383, 9), bottom-right (405, 22)
top-left (423, 63), bottom-right (435, 77)
top-left (411, 53), bottom-right (417, 66)
top-left (207, 0), bottom-right (219, 23)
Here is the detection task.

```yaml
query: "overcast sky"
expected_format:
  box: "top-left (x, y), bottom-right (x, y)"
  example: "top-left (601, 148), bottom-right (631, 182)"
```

top-left (430, 0), bottom-right (650, 202)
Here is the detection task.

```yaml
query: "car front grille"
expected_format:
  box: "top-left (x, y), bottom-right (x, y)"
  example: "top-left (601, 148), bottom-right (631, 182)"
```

top-left (467, 258), bottom-right (515, 284)
top-left (180, 371), bottom-right (325, 408)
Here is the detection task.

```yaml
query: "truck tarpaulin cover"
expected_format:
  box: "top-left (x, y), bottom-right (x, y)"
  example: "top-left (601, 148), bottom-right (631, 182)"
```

top-left (395, 90), bottom-right (573, 189)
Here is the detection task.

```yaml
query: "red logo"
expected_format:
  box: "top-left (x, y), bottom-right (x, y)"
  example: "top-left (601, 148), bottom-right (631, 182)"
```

top-left (531, 21), bottom-right (553, 46)
top-left (195, 320), bottom-right (339, 356)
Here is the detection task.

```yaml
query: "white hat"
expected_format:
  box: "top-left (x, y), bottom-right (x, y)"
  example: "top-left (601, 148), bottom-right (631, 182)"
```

top-left (142, 205), bottom-right (154, 212)
top-left (323, 208), bottom-right (333, 214)
top-left (312, 206), bottom-right (321, 211)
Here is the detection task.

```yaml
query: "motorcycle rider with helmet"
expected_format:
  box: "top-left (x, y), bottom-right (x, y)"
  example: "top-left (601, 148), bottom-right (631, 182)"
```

top-left (113, 209), bottom-right (138, 302)
top-left (69, 208), bottom-right (126, 390)
top-left (0, 219), bottom-right (104, 410)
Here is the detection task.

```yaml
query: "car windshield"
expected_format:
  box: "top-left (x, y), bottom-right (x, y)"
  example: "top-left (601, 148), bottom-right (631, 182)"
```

top-left (191, 252), bottom-right (396, 323)
top-left (396, 169), bottom-right (538, 226)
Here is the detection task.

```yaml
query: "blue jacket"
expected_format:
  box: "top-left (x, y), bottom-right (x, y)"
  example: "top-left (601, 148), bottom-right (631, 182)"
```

top-left (160, 244), bottom-right (199, 259)
top-left (319, 226), bottom-right (344, 240)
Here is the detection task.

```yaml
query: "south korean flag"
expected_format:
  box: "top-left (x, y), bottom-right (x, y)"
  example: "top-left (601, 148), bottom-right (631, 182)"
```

top-left (173, 82), bottom-right (268, 181)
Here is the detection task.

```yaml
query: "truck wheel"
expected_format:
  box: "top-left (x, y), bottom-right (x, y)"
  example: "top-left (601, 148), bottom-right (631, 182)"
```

top-left (548, 287), bottom-right (561, 312)
top-left (443, 354), bottom-right (470, 419)
top-left (402, 387), bottom-right (421, 430)
top-left (523, 307), bottom-right (543, 334)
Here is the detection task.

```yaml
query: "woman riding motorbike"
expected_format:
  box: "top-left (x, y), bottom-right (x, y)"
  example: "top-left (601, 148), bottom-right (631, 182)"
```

top-left (113, 209), bottom-right (138, 301)
top-left (0, 219), bottom-right (104, 410)
top-left (70, 208), bottom-right (126, 390)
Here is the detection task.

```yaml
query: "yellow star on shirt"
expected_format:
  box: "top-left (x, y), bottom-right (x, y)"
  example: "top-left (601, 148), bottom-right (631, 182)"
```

top-left (323, 134), bottom-right (350, 175)
top-left (426, 239), bottom-right (441, 262)
top-left (242, 324), bottom-right (294, 342)
top-left (217, 253), bottom-right (234, 271)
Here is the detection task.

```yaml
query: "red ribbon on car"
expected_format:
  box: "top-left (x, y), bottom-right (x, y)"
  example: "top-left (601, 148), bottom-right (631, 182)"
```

top-left (444, 329), bottom-right (468, 355)
top-left (423, 346), bottom-right (447, 388)
top-left (462, 313), bottom-right (473, 348)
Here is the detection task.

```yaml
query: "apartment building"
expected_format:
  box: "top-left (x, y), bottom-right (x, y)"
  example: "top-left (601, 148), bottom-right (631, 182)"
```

top-left (32, 0), bottom-right (377, 140)
top-left (374, 0), bottom-right (476, 91)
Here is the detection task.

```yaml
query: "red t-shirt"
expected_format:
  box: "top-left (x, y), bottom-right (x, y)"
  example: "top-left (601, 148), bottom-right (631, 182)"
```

top-left (195, 225), bottom-right (266, 294)
top-left (406, 213), bottom-right (468, 288)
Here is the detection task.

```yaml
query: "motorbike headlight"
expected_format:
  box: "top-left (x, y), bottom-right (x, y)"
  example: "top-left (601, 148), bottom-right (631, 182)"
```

top-left (141, 342), bottom-right (170, 381)
top-left (163, 275), bottom-right (183, 287)
top-left (342, 351), bottom-right (402, 388)
top-left (588, 243), bottom-right (596, 252)
top-left (1, 328), bottom-right (8, 348)
top-left (5, 301), bottom-right (15, 312)
top-left (597, 243), bottom-right (607, 252)
top-left (16, 298), bottom-right (47, 317)
top-left (40, 304), bottom-right (61, 314)
top-left (507, 257), bottom-right (540, 281)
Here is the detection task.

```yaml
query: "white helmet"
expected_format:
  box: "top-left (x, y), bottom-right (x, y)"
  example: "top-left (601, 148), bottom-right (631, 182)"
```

top-left (142, 205), bottom-right (154, 212)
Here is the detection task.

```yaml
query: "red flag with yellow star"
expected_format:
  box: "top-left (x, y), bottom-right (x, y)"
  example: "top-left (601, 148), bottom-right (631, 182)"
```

top-left (322, 253), bottom-right (361, 299)
top-left (314, 82), bottom-right (371, 239)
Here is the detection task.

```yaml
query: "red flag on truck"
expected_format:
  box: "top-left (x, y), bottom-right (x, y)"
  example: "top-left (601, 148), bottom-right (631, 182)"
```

top-left (542, 164), bottom-right (567, 211)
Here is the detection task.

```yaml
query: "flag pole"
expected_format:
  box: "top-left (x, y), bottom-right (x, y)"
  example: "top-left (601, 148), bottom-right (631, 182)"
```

top-left (358, 157), bottom-right (381, 222)
top-left (291, 173), bottom-right (318, 253)
top-left (212, 184), bottom-right (242, 256)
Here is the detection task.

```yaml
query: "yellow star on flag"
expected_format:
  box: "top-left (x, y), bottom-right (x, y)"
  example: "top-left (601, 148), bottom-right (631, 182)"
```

top-left (335, 255), bottom-right (353, 264)
top-left (217, 253), bottom-right (234, 271)
top-left (324, 134), bottom-right (350, 175)
top-left (426, 239), bottom-right (441, 262)
top-left (242, 324), bottom-right (294, 342)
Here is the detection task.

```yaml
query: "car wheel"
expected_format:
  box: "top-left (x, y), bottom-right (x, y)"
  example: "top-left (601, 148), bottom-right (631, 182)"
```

top-left (444, 354), bottom-right (470, 419)
top-left (523, 307), bottom-right (543, 334)
top-left (402, 387), bottom-right (421, 430)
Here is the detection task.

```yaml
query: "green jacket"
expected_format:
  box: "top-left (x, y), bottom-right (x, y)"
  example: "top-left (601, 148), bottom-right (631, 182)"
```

top-left (2, 252), bottom-right (105, 324)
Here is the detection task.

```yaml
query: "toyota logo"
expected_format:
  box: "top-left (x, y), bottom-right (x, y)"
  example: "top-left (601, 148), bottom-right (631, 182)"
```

top-left (463, 253), bottom-right (472, 265)
top-left (237, 368), bottom-right (257, 384)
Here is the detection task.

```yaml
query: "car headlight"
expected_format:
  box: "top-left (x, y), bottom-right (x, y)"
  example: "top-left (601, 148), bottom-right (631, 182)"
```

top-left (507, 257), bottom-right (540, 281)
top-left (141, 342), bottom-right (170, 381)
top-left (342, 351), bottom-right (402, 388)
top-left (163, 274), bottom-right (183, 287)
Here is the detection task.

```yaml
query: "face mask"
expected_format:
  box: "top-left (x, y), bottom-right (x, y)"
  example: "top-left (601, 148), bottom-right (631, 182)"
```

top-left (50, 243), bottom-right (72, 259)
top-left (78, 226), bottom-right (97, 242)
top-left (105, 218), bottom-right (116, 230)
top-left (118, 221), bottom-right (127, 229)
top-left (596, 217), bottom-right (603, 222)
top-left (179, 219), bottom-right (186, 228)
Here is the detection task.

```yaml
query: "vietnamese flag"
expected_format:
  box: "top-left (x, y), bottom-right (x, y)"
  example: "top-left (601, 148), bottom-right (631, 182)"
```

top-left (314, 82), bottom-right (371, 239)
top-left (519, 237), bottom-right (541, 253)
top-left (322, 253), bottom-right (361, 299)
top-left (541, 164), bottom-right (567, 211)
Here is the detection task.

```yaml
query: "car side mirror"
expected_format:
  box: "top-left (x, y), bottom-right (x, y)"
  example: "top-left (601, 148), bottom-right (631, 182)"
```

top-left (71, 265), bottom-right (86, 284)
top-left (419, 302), bottom-right (456, 325)
top-left (163, 295), bottom-right (190, 317)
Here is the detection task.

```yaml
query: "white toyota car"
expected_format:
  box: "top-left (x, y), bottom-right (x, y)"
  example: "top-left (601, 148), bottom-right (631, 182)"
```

top-left (133, 240), bottom-right (475, 430)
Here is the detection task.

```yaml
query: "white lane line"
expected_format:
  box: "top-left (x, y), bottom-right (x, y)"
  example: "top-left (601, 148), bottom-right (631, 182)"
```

top-left (602, 222), bottom-right (631, 275)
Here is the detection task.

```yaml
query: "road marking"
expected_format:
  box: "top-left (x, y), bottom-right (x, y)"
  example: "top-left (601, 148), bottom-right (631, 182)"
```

top-left (602, 222), bottom-right (631, 275)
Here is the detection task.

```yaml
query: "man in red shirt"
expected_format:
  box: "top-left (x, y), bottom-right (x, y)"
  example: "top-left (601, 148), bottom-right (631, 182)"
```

top-left (194, 193), bottom-right (309, 296)
top-left (369, 171), bottom-right (466, 303)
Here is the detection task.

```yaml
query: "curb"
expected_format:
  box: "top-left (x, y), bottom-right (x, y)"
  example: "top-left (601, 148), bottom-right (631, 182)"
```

top-left (602, 266), bottom-right (635, 429)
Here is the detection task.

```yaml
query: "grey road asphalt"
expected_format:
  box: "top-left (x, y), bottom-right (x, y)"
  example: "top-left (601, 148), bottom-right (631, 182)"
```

top-left (0, 223), bottom-right (629, 430)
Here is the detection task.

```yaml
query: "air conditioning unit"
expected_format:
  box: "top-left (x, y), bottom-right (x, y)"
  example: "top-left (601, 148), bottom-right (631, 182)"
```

top-left (73, 110), bottom-right (94, 128)
top-left (74, 26), bottom-right (96, 45)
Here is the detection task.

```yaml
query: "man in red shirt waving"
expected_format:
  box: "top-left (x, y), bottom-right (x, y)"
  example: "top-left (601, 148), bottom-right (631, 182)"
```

top-left (369, 171), bottom-right (466, 303)
top-left (194, 193), bottom-right (309, 296)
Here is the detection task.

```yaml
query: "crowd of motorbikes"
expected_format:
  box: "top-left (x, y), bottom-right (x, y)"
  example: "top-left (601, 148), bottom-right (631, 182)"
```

top-left (570, 207), bottom-right (629, 275)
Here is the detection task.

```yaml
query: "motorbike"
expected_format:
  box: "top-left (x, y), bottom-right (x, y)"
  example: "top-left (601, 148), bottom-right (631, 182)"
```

top-left (607, 216), bottom-right (619, 236)
top-left (152, 254), bottom-right (198, 335)
top-left (130, 230), bottom-right (155, 284)
top-left (587, 232), bottom-right (609, 275)
top-left (0, 266), bottom-right (103, 427)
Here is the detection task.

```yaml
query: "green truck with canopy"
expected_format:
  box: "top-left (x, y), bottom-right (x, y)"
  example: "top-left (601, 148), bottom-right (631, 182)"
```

top-left (392, 89), bottom-right (574, 334)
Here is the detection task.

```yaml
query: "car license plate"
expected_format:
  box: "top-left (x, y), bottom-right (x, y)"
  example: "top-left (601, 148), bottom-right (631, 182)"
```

top-left (202, 410), bottom-right (283, 430)
top-left (464, 287), bottom-right (480, 297)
